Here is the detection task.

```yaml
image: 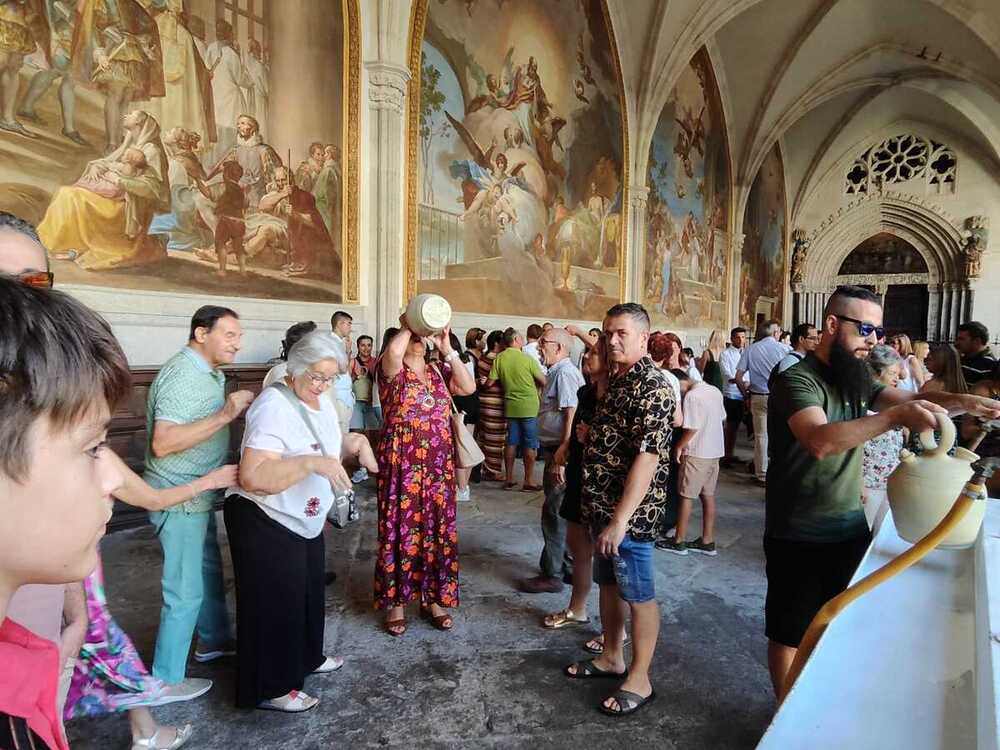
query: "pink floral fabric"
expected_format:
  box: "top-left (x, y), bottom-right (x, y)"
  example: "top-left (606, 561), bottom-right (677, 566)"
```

top-left (374, 363), bottom-right (459, 610)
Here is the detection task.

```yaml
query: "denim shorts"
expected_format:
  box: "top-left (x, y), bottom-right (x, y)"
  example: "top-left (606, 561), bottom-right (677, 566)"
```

top-left (350, 402), bottom-right (382, 431)
top-left (593, 533), bottom-right (656, 603)
top-left (506, 416), bottom-right (540, 450)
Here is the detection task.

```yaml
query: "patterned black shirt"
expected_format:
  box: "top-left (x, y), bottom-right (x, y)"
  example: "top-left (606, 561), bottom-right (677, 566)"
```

top-left (581, 355), bottom-right (675, 541)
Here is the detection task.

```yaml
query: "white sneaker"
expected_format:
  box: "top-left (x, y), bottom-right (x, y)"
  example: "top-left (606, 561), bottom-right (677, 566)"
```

top-left (257, 689), bottom-right (319, 713)
top-left (351, 467), bottom-right (369, 484)
top-left (313, 655), bottom-right (344, 673)
top-left (457, 486), bottom-right (471, 503)
top-left (146, 678), bottom-right (213, 706)
top-left (193, 640), bottom-right (236, 663)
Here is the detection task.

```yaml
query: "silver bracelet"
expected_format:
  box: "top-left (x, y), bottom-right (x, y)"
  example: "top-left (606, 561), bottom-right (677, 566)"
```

top-left (444, 350), bottom-right (460, 363)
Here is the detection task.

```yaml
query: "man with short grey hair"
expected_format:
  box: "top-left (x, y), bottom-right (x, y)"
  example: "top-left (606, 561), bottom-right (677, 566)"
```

top-left (519, 328), bottom-right (585, 593)
top-left (736, 320), bottom-right (788, 484)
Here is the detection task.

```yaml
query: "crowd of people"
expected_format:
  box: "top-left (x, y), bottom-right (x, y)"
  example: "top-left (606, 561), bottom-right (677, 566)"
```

top-left (3, 207), bottom-right (1000, 748)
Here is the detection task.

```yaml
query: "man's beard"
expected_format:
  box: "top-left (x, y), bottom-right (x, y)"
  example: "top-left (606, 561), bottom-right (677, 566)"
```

top-left (829, 335), bottom-right (873, 406)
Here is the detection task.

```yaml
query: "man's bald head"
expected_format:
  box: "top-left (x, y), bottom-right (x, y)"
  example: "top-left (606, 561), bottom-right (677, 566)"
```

top-left (0, 212), bottom-right (47, 276)
top-left (540, 327), bottom-right (572, 367)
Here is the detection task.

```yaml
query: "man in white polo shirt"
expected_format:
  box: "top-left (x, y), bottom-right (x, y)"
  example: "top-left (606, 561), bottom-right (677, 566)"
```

top-left (656, 369), bottom-right (726, 556)
top-left (736, 320), bottom-right (789, 485)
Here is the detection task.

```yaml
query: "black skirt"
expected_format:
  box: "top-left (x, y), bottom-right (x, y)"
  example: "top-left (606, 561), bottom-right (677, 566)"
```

top-left (223, 495), bottom-right (326, 707)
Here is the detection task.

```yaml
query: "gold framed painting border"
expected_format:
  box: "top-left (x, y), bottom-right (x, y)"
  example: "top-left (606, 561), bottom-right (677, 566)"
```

top-left (404, 0), bottom-right (629, 307)
top-left (341, 0), bottom-right (362, 303)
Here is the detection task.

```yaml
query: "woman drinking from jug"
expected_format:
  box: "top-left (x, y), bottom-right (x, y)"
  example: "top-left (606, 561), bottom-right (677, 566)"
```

top-left (375, 319), bottom-right (476, 636)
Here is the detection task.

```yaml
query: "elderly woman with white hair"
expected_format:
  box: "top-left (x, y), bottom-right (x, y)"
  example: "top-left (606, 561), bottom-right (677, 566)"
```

top-left (861, 344), bottom-right (907, 532)
top-left (224, 331), bottom-right (354, 713)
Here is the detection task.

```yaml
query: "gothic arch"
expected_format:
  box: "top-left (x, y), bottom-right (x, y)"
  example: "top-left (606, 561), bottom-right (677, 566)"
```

top-left (793, 191), bottom-right (969, 339)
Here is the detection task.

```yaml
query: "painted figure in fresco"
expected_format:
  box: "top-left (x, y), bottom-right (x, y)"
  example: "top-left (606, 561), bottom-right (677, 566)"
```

top-left (148, 125), bottom-right (213, 252)
top-left (244, 38), bottom-right (268, 127)
top-left (38, 109), bottom-right (169, 269)
top-left (313, 143), bottom-right (342, 240)
top-left (256, 165), bottom-right (335, 278)
top-left (203, 18), bottom-right (250, 152)
top-left (71, 0), bottom-right (164, 152)
top-left (209, 113), bottom-right (279, 206)
top-left (138, 0), bottom-right (216, 145)
top-left (17, 0), bottom-right (88, 144)
top-left (0, 0), bottom-right (49, 136)
top-left (194, 159), bottom-right (247, 276)
top-left (295, 141), bottom-right (325, 193)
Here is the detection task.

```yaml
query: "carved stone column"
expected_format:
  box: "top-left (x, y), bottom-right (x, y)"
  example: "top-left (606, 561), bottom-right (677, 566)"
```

top-left (624, 185), bottom-right (649, 303)
top-left (364, 62), bottom-right (410, 338)
top-left (731, 233), bottom-right (745, 326)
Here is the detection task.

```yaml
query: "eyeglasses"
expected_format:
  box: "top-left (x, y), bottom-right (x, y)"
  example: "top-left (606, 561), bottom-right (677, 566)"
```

top-left (304, 370), bottom-right (335, 386)
top-left (16, 270), bottom-right (54, 289)
top-left (834, 315), bottom-right (884, 340)
top-left (539, 339), bottom-right (559, 348)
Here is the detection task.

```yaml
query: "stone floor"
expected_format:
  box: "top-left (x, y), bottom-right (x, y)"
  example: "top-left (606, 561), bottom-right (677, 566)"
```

top-left (67, 447), bottom-right (776, 749)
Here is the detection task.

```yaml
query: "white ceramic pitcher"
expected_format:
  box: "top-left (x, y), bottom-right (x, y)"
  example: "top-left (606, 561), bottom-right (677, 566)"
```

top-left (403, 294), bottom-right (452, 337)
top-left (886, 412), bottom-right (982, 548)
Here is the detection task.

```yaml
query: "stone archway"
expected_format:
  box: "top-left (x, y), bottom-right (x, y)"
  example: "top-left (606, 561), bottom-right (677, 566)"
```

top-left (790, 190), bottom-right (968, 340)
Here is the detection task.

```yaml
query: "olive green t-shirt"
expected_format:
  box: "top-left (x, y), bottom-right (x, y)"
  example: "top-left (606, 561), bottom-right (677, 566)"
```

top-left (489, 348), bottom-right (543, 418)
top-left (765, 354), bottom-right (885, 543)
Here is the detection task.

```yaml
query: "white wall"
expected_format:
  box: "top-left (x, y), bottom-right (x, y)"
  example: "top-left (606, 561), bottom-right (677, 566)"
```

top-left (795, 131), bottom-right (1000, 340)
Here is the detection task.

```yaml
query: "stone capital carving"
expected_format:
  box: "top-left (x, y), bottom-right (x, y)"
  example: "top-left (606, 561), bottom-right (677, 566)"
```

top-left (628, 184), bottom-right (650, 206)
top-left (366, 63), bottom-right (410, 113)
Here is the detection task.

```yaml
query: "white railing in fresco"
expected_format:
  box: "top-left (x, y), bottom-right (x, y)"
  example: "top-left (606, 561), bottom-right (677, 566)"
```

top-left (418, 204), bottom-right (464, 280)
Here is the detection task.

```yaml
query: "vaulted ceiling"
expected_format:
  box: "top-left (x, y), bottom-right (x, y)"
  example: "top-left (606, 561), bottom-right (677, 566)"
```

top-left (608, 0), bottom-right (1000, 223)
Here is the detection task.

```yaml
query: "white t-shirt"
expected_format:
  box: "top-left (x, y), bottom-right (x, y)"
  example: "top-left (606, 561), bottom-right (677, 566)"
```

top-left (229, 386), bottom-right (343, 538)
top-left (522, 340), bottom-right (548, 373)
top-left (681, 382), bottom-right (726, 459)
top-left (718, 346), bottom-right (747, 400)
top-left (662, 368), bottom-right (682, 409)
top-left (686, 362), bottom-right (703, 382)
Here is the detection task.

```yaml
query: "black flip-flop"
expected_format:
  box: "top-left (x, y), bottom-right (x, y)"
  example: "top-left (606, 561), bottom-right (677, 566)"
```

top-left (583, 636), bottom-right (631, 655)
top-left (599, 689), bottom-right (657, 717)
top-left (564, 659), bottom-right (628, 680)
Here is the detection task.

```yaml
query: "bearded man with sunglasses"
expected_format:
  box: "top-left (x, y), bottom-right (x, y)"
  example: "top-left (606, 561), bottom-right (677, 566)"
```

top-left (764, 285), bottom-right (1000, 700)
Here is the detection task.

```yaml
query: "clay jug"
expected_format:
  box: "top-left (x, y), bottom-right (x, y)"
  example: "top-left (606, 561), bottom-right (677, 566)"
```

top-left (886, 413), bottom-right (983, 548)
top-left (403, 294), bottom-right (452, 337)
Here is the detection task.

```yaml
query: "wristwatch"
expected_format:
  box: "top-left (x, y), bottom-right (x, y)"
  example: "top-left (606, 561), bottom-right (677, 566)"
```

top-left (444, 350), bottom-right (460, 363)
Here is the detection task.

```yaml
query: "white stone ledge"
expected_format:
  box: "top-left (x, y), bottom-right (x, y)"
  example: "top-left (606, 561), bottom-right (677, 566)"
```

top-left (758, 502), bottom-right (1000, 750)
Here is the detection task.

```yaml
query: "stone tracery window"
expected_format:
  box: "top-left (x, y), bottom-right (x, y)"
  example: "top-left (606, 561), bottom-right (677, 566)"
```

top-left (844, 134), bottom-right (956, 195)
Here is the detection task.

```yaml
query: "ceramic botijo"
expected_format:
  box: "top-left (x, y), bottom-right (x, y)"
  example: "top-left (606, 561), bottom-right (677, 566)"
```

top-left (887, 413), bottom-right (983, 548)
top-left (404, 294), bottom-right (452, 337)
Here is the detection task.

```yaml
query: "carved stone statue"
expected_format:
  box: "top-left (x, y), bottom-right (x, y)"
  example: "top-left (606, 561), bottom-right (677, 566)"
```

top-left (790, 228), bottom-right (809, 285)
top-left (962, 215), bottom-right (989, 279)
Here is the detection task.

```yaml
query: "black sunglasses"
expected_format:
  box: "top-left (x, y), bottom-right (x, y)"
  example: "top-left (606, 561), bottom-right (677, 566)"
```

top-left (834, 314), bottom-right (884, 340)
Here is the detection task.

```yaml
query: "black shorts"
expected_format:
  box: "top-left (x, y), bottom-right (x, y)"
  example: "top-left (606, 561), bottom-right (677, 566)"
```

top-left (764, 533), bottom-right (871, 648)
top-left (723, 397), bottom-right (744, 423)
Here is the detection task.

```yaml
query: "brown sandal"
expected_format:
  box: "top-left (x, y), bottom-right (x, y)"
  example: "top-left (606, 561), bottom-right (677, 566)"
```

top-left (383, 617), bottom-right (407, 637)
top-left (421, 607), bottom-right (454, 631)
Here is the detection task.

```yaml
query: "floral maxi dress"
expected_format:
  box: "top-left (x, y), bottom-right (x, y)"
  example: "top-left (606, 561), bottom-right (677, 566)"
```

top-left (374, 363), bottom-right (459, 610)
top-left (64, 559), bottom-right (164, 719)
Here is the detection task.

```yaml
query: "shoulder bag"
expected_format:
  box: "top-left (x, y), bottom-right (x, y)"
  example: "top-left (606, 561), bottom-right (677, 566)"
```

top-left (271, 382), bottom-right (358, 528)
top-left (431, 363), bottom-right (485, 469)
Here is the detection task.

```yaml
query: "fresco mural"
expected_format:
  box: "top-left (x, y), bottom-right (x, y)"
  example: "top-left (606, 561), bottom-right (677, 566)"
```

top-left (0, 0), bottom-right (359, 302)
top-left (410, 0), bottom-right (626, 318)
top-left (739, 143), bottom-right (786, 326)
top-left (643, 47), bottom-right (730, 330)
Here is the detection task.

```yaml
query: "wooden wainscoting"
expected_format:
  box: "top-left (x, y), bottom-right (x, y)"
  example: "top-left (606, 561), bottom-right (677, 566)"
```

top-left (107, 363), bottom-right (271, 533)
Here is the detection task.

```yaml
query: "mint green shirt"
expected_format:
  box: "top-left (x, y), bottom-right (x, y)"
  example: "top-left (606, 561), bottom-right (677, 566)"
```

top-left (489, 348), bottom-right (544, 418)
top-left (144, 347), bottom-right (229, 513)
